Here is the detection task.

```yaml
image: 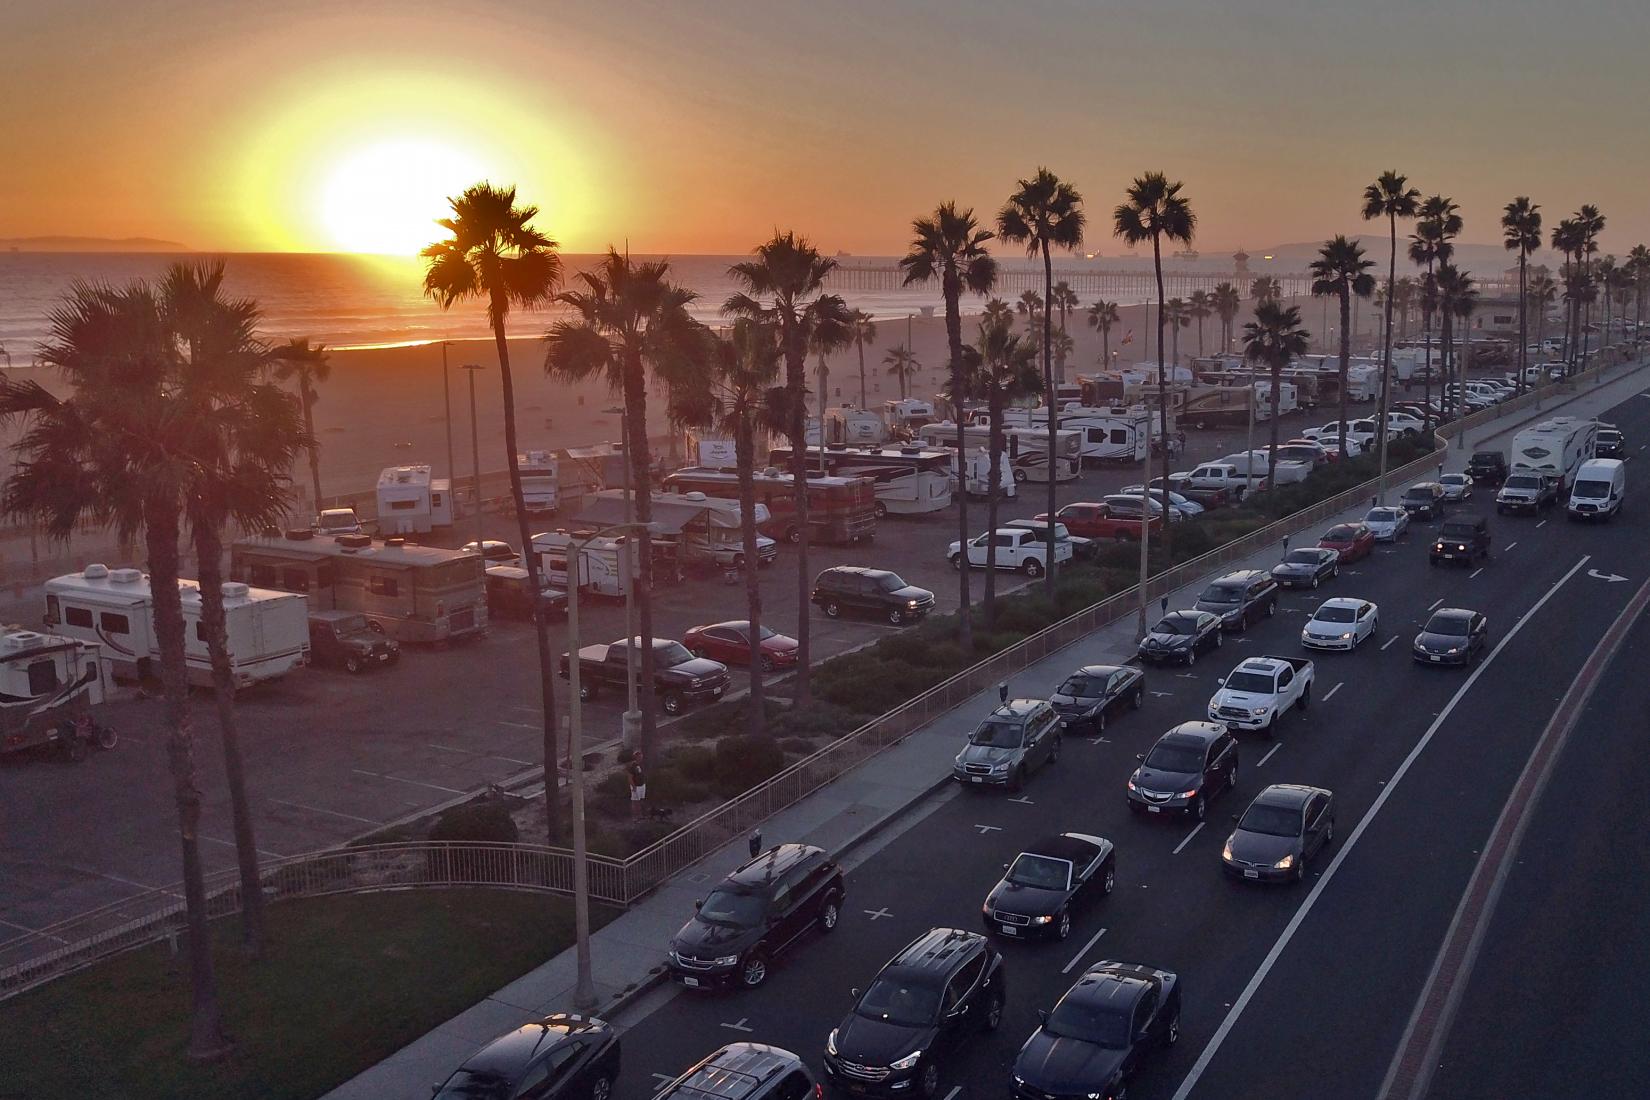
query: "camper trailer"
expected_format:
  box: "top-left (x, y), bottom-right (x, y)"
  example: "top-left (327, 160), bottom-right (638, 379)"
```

top-left (375, 465), bottom-right (454, 535)
top-left (1511, 417), bottom-right (1598, 490)
top-left (0, 626), bottom-right (113, 757)
top-left (518, 450), bottom-right (560, 513)
top-left (884, 398), bottom-right (937, 436)
top-left (532, 530), bottom-right (640, 598)
top-left (823, 406), bottom-right (890, 445)
top-left (44, 565), bottom-right (309, 687)
top-left (572, 489), bottom-right (777, 571)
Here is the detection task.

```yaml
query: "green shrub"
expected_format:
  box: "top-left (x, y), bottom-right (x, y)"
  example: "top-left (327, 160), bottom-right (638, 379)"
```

top-left (711, 734), bottom-right (787, 797)
top-left (771, 701), bottom-right (860, 739)
top-left (646, 768), bottom-right (713, 806)
top-left (669, 745), bottom-right (719, 784)
top-left (429, 801), bottom-right (519, 844)
top-left (594, 773), bottom-right (629, 799)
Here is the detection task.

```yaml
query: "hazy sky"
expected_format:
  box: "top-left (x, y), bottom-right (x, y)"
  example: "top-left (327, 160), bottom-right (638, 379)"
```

top-left (4, 0), bottom-right (1647, 256)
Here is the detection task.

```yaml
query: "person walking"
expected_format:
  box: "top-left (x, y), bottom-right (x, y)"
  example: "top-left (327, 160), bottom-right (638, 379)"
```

top-left (626, 749), bottom-right (647, 818)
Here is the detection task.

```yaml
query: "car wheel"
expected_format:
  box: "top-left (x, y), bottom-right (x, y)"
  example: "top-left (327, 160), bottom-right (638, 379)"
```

top-left (824, 601), bottom-right (841, 618)
top-left (820, 896), bottom-right (841, 933)
top-left (1298, 682), bottom-right (1310, 710)
top-left (1056, 910), bottom-right (1072, 940)
top-left (1132, 686), bottom-right (1144, 710)
top-left (1324, 820), bottom-right (1336, 846)
top-left (1236, 613), bottom-right (1248, 634)
top-left (786, 525), bottom-right (802, 544)
top-left (1102, 865), bottom-right (1116, 894)
top-left (1332, 564), bottom-right (1340, 578)
top-left (950, 554), bottom-right (963, 571)
top-left (873, 501), bottom-right (889, 520)
top-left (662, 692), bottom-right (685, 715)
top-left (1191, 795), bottom-right (1206, 822)
top-left (345, 656), bottom-right (362, 674)
top-left (1010, 766), bottom-right (1026, 793)
top-left (739, 952), bottom-right (768, 988)
top-left (1023, 558), bottom-right (1044, 577)
top-left (1293, 858), bottom-right (1307, 884)
top-left (985, 993), bottom-right (1005, 1032)
top-left (918, 1062), bottom-right (941, 1099)
top-left (1094, 709), bottom-right (1107, 734)
top-left (1265, 600), bottom-right (1276, 618)
top-left (731, 554), bottom-right (746, 570)
top-left (1229, 763), bottom-right (1239, 792)
top-left (1014, 468), bottom-right (1029, 483)
top-left (591, 1074), bottom-right (613, 1100)
top-left (579, 681), bottom-right (596, 702)
top-left (888, 607), bottom-right (905, 626)
top-left (1214, 630), bottom-right (1224, 649)
top-left (759, 655), bottom-right (777, 674)
top-left (1186, 647), bottom-right (1197, 667)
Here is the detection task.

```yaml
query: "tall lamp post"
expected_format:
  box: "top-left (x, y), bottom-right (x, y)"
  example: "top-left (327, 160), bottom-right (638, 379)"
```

top-left (462, 363), bottom-right (485, 545)
top-left (564, 520), bottom-right (655, 1009)
top-left (442, 342), bottom-right (457, 494)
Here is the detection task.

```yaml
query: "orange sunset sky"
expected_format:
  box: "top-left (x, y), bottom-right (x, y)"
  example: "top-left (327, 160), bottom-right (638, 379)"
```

top-left (4, 0), bottom-right (1647, 256)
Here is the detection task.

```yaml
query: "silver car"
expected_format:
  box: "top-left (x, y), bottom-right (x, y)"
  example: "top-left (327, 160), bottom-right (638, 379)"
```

top-left (1363, 506), bottom-right (1409, 542)
top-left (1438, 473), bottom-right (1473, 502)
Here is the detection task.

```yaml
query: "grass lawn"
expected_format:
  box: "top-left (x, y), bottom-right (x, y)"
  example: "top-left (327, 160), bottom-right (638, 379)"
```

top-left (1, 889), bottom-right (615, 1100)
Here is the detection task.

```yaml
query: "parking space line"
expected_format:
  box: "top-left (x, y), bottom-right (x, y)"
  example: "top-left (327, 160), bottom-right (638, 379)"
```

top-left (1536, 519), bottom-right (1547, 528)
top-left (428, 743), bottom-right (536, 766)
top-left (497, 720), bottom-right (540, 730)
top-left (201, 835), bottom-right (286, 859)
top-left (267, 798), bottom-right (383, 826)
top-left (1323, 682), bottom-right (1343, 701)
top-left (1505, 541), bottom-right (1518, 550)
top-left (0, 917), bottom-right (67, 944)
top-left (1382, 636), bottom-right (1400, 650)
top-left (1062, 926), bottom-right (1109, 974)
top-left (1469, 567), bottom-right (1485, 579)
top-left (352, 769), bottom-right (466, 795)
top-left (1257, 743), bottom-right (1284, 767)
top-left (1173, 822), bottom-right (1205, 855)
top-left (1427, 597), bottom-right (1445, 611)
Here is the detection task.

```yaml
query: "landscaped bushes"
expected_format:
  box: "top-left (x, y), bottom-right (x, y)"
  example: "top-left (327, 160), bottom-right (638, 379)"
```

top-left (430, 801), bottom-right (520, 844)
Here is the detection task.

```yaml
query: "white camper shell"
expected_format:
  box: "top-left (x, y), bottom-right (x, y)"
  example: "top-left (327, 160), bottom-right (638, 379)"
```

top-left (376, 465), bottom-right (454, 534)
top-left (1567, 458), bottom-right (1625, 521)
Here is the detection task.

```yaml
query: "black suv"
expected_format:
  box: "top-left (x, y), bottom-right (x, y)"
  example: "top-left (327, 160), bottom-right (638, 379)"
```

top-left (1467, 450), bottom-right (1509, 485)
top-left (307, 610), bottom-right (400, 673)
top-left (812, 567), bottom-right (935, 626)
top-left (1193, 570), bottom-right (1278, 632)
top-left (1430, 515), bottom-right (1490, 566)
top-left (1596, 427), bottom-right (1625, 458)
top-left (1401, 482), bottom-right (1447, 520)
top-left (658, 1044), bottom-right (818, 1100)
top-left (435, 1013), bottom-right (620, 1100)
top-left (668, 844), bottom-right (844, 990)
top-left (825, 928), bottom-right (1005, 1099)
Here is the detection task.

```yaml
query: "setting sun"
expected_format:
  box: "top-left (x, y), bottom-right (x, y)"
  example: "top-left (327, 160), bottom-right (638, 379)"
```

top-left (317, 138), bottom-right (485, 255)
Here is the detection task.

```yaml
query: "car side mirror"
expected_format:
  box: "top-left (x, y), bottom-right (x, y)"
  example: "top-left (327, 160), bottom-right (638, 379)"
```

top-left (693, 899), bottom-right (702, 910)
top-left (1135, 753), bottom-right (1145, 761)
top-left (1038, 1008), bottom-right (1050, 1025)
top-left (1230, 814), bottom-right (1240, 823)
top-left (1216, 676), bottom-right (1226, 686)
top-left (850, 987), bottom-right (861, 999)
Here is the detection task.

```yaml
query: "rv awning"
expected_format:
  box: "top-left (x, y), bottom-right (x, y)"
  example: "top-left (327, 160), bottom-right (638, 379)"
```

top-left (572, 495), bottom-right (703, 536)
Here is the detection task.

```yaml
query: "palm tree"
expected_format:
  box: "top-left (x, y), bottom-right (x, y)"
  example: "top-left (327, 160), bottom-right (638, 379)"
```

top-left (423, 183), bottom-right (563, 835)
top-left (1501, 197), bottom-right (1543, 396)
top-left (1435, 264), bottom-right (1476, 408)
top-left (546, 251), bottom-right (704, 757)
top-left (849, 309), bottom-right (877, 408)
top-left (725, 234), bottom-right (852, 705)
top-left (983, 298), bottom-right (1015, 331)
top-left (1309, 237), bottom-right (1376, 458)
top-left (810, 315), bottom-right (853, 421)
top-left (1087, 299), bottom-right (1120, 371)
top-left (973, 316), bottom-right (1041, 626)
top-left (1016, 289), bottom-right (1045, 333)
top-left (1528, 270), bottom-right (1558, 353)
top-left (1576, 204), bottom-right (1606, 369)
top-left (1249, 276), bottom-right (1281, 304)
top-left (1163, 297), bottom-right (1191, 367)
top-left (268, 338), bottom-right (331, 509)
top-left (1629, 245), bottom-right (1650, 356)
top-left (1211, 282), bottom-right (1241, 351)
top-left (1361, 171), bottom-right (1421, 497)
top-left (1113, 171), bottom-right (1194, 546)
top-left (1050, 281), bottom-right (1080, 383)
top-left (883, 344), bottom-right (919, 399)
top-left (1241, 302), bottom-right (1313, 488)
top-left (1596, 255), bottom-right (1618, 346)
top-left (3, 279), bottom-right (233, 1059)
top-left (1551, 219), bottom-right (1585, 373)
top-left (900, 203), bottom-right (998, 650)
top-left (1188, 290), bottom-right (1213, 357)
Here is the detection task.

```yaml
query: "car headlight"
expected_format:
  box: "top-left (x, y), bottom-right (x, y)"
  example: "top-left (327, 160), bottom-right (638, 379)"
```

top-left (1273, 854), bottom-right (1296, 870)
top-left (889, 1051), bottom-right (923, 1071)
top-left (1031, 914), bottom-right (1054, 925)
top-left (1180, 788), bottom-right (1200, 799)
top-left (827, 1029), bottom-right (838, 1056)
top-left (991, 762), bottom-right (1009, 773)
top-left (1339, 632), bottom-right (1353, 640)
top-left (1222, 838), bottom-right (1234, 860)
top-left (1127, 776), bottom-right (1139, 792)
top-left (1251, 706), bottom-right (1270, 716)
top-left (714, 954), bottom-right (741, 967)
top-left (1447, 645), bottom-right (1464, 654)
top-left (908, 598), bottom-right (920, 607)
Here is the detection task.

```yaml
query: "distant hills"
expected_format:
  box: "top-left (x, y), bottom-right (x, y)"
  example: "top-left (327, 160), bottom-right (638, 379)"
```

top-left (0, 236), bottom-right (191, 253)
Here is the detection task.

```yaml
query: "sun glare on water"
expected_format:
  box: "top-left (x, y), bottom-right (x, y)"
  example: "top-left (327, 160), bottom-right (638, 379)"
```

top-left (318, 138), bottom-right (485, 255)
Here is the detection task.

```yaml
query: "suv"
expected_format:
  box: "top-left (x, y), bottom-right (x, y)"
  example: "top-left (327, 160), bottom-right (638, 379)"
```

top-left (485, 564), bottom-right (568, 621)
top-left (824, 928), bottom-right (1005, 1099)
top-left (307, 610), bottom-right (399, 673)
top-left (1194, 570), bottom-right (1279, 632)
top-left (1430, 515), bottom-right (1491, 566)
top-left (1401, 482), bottom-right (1447, 520)
top-left (952, 699), bottom-right (1062, 791)
top-left (668, 843), bottom-right (844, 990)
top-left (658, 1044), bottom-right (817, 1100)
top-left (812, 567), bottom-right (935, 626)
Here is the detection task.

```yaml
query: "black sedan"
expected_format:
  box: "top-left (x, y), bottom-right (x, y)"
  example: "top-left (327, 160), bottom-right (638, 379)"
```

top-left (981, 833), bottom-right (1116, 941)
top-left (1136, 610), bottom-right (1223, 667)
top-left (1012, 962), bottom-right (1180, 1100)
top-left (436, 1014), bottom-right (620, 1100)
top-left (1269, 547), bottom-right (1341, 590)
top-left (1127, 723), bottom-right (1239, 821)
top-left (1413, 607), bottom-right (1489, 667)
top-left (1222, 784), bottom-right (1335, 884)
top-left (1048, 665), bottom-right (1145, 731)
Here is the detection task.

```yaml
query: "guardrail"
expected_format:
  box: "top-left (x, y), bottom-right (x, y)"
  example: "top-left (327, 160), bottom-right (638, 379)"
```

top-left (0, 361), bottom-right (1619, 1002)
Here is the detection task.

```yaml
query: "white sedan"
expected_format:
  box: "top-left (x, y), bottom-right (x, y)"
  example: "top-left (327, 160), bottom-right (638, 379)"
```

top-left (1439, 473), bottom-right (1473, 502)
top-left (1363, 506), bottom-right (1410, 542)
top-left (1301, 597), bottom-right (1379, 651)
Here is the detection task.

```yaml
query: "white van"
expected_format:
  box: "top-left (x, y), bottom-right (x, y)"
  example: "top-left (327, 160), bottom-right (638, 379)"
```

top-left (1567, 458), bottom-right (1625, 522)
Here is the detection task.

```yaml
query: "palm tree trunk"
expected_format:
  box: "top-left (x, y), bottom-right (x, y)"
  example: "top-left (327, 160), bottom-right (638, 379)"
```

top-left (1377, 214), bottom-right (1397, 489)
top-left (1102, 328), bottom-right (1111, 373)
top-left (1422, 262), bottom-right (1435, 426)
top-left (1337, 289), bottom-right (1351, 458)
top-left (491, 318), bottom-right (561, 840)
top-left (857, 339), bottom-right (867, 409)
top-left (1042, 243), bottom-right (1058, 597)
top-left (1440, 307), bottom-right (1454, 418)
top-left (785, 322), bottom-right (813, 706)
top-left (1197, 317), bottom-right (1205, 357)
top-left (301, 376), bottom-right (323, 509)
top-left (944, 273), bottom-right (972, 652)
top-left (193, 522), bottom-right (264, 956)
top-left (736, 422), bottom-right (764, 739)
top-left (621, 351), bottom-right (658, 759)
top-left (146, 499), bottom-right (229, 1060)
top-left (1152, 235), bottom-right (1172, 555)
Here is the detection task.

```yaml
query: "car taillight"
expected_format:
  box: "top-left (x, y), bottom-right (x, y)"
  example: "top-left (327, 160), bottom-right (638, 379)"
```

top-left (815, 1087), bottom-right (824, 1100)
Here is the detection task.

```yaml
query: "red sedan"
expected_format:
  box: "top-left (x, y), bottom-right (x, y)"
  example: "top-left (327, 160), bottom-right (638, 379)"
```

top-left (1317, 522), bottom-right (1376, 563)
top-left (683, 621), bottom-right (800, 673)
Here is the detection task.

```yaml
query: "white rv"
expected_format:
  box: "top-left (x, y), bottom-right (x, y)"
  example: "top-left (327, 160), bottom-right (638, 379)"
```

top-left (823, 406), bottom-right (890, 446)
top-left (1511, 417), bottom-right (1598, 490)
top-left (532, 531), bottom-right (640, 598)
top-left (43, 566), bottom-right (310, 688)
top-left (518, 450), bottom-right (560, 513)
top-left (1252, 380), bottom-right (1299, 421)
top-left (990, 407), bottom-right (1150, 465)
top-left (375, 465), bottom-right (454, 535)
top-left (0, 626), bottom-right (112, 757)
top-left (884, 398), bottom-right (937, 435)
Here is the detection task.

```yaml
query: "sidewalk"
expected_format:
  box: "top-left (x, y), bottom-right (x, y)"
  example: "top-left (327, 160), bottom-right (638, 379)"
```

top-left (323, 359), bottom-right (1650, 1100)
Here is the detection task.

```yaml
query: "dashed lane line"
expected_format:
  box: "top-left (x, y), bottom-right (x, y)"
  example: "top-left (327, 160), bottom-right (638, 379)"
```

top-left (1173, 822), bottom-right (1206, 856)
top-left (1063, 926), bottom-right (1110, 975)
top-left (1427, 597), bottom-right (1445, 611)
top-left (1469, 567), bottom-right (1485, 579)
top-left (1257, 743), bottom-right (1284, 767)
top-left (1323, 682), bottom-right (1343, 701)
top-left (1382, 636), bottom-right (1400, 651)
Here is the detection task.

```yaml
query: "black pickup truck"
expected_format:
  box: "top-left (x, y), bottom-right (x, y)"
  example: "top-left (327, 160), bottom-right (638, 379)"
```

top-left (558, 638), bottom-right (730, 715)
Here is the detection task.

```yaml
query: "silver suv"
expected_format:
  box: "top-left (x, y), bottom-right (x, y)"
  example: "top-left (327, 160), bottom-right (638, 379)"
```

top-left (658, 1044), bottom-right (817, 1100)
top-left (953, 699), bottom-right (1062, 791)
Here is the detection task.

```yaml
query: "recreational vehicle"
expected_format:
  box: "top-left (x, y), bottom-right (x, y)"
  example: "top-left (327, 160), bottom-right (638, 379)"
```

top-left (375, 465), bottom-right (454, 535)
top-left (918, 422), bottom-right (1078, 484)
top-left (1181, 383), bottom-right (1256, 430)
top-left (44, 565), bottom-right (309, 687)
top-left (532, 530), bottom-right (640, 598)
top-left (822, 406), bottom-right (890, 445)
top-left (230, 533), bottom-right (487, 644)
top-left (884, 398), bottom-right (937, 435)
top-left (0, 626), bottom-right (112, 758)
top-left (985, 407), bottom-right (1150, 465)
top-left (662, 466), bottom-right (878, 544)
top-left (769, 444), bottom-right (954, 516)
top-left (518, 450), bottom-right (560, 513)
top-left (1511, 417), bottom-right (1598, 490)
top-left (573, 489), bottom-right (777, 571)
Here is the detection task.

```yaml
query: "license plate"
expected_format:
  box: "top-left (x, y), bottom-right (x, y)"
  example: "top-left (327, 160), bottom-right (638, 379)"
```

top-left (682, 976), bottom-right (699, 987)
top-left (713, 687), bottom-right (724, 697)
top-left (377, 653), bottom-right (390, 662)
top-left (1244, 869), bottom-right (1259, 879)
top-left (970, 776), bottom-right (983, 784)
top-left (1001, 925), bottom-right (1017, 936)
top-left (1148, 805), bottom-right (1161, 813)
top-left (1430, 655), bottom-right (1442, 663)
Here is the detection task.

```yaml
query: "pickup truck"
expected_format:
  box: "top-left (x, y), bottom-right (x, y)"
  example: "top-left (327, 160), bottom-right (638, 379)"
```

top-left (1044, 502), bottom-right (1164, 542)
top-left (558, 637), bottom-right (731, 715)
top-left (950, 527), bottom-right (1074, 576)
top-left (1157, 474), bottom-right (1230, 510)
top-left (1184, 463), bottom-right (1265, 501)
top-left (1495, 472), bottom-right (1558, 515)
top-left (1207, 655), bottom-right (1314, 735)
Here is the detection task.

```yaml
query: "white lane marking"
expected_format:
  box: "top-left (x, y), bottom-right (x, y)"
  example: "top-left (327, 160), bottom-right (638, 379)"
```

top-left (1173, 822), bottom-right (1206, 855)
top-left (942, 1088), bottom-right (962, 1100)
top-left (1382, 636), bottom-right (1400, 651)
top-left (1323, 682), bottom-right (1343, 701)
top-left (351, 769), bottom-right (465, 795)
top-left (1427, 597), bottom-right (1445, 611)
top-left (721, 1017), bottom-right (754, 1032)
top-left (863, 908), bottom-right (893, 921)
top-left (974, 824), bottom-right (1002, 834)
top-left (1168, 553), bottom-right (1590, 1100)
top-left (0, 917), bottom-right (68, 944)
top-left (1063, 926), bottom-right (1110, 975)
top-left (1008, 796), bottom-right (1036, 805)
top-left (427, 742), bottom-right (535, 765)
top-left (267, 798), bottom-right (382, 826)
top-left (1257, 743), bottom-right (1284, 767)
top-left (497, 720), bottom-right (540, 730)
top-left (1469, 567), bottom-right (1485, 579)
top-left (1505, 541), bottom-right (1518, 550)
top-left (200, 835), bottom-right (285, 859)
top-left (1536, 519), bottom-right (1547, 528)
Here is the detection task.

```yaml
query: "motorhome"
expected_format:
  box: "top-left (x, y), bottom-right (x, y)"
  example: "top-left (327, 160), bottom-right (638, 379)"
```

top-left (985, 406), bottom-right (1149, 465)
top-left (532, 530), bottom-right (639, 598)
top-left (884, 398), bottom-right (937, 436)
top-left (45, 565), bottom-right (310, 687)
top-left (231, 533), bottom-right (487, 643)
top-left (518, 450), bottom-right (560, 513)
top-left (0, 626), bottom-right (112, 757)
top-left (375, 465), bottom-right (454, 535)
top-left (1511, 417), bottom-right (1598, 490)
top-left (573, 489), bottom-right (777, 571)
top-left (822, 406), bottom-right (890, 446)
top-left (769, 444), bottom-right (954, 516)
top-left (1181, 383), bottom-right (1255, 430)
top-left (662, 466), bottom-right (878, 544)
top-left (916, 422), bottom-right (1078, 485)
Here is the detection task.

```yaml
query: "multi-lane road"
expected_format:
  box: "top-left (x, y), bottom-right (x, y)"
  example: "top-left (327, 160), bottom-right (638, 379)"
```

top-left (604, 383), bottom-right (1650, 1100)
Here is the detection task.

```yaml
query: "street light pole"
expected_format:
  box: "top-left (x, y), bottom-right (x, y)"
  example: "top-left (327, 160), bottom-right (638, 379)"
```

top-left (620, 417), bottom-right (640, 749)
top-left (1136, 408), bottom-right (1151, 639)
top-left (463, 364), bottom-right (485, 546)
top-left (442, 342), bottom-right (456, 495)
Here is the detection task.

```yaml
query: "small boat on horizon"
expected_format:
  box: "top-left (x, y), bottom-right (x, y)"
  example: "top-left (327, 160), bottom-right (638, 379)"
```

top-left (1173, 248), bottom-right (1201, 260)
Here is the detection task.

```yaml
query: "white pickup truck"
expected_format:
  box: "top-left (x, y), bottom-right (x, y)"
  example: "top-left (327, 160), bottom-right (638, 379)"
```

top-left (949, 527), bottom-right (1074, 577)
top-left (1207, 655), bottom-right (1314, 735)
top-left (1185, 462), bottom-right (1264, 501)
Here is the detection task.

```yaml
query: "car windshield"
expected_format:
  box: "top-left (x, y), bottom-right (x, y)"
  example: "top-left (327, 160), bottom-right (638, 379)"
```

top-left (656, 642), bottom-right (695, 666)
top-left (1058, 674), bottom-right (1107, 698)
top-left (1402, 489), bottom-right (1433, 501)
top-left (1199, 584), bottom-right (1242, 605)
top-left (1426, 616), bottom-right (1471, 637)
top-left (1323, 526), bottom-right (1357, 541)
top-left (434, 1069), bottom-right (512, 1099)
top-left (857, 979), bottom-right (941, 1027)
top-left (1144, 742), bottom-right (1204, 772)
top-left (1440, 524), bottom-right (1478, 539)
top-left (1505, 475), bottom-right (1541, 489)
top-left (1239, 803), bottom-right (1304, 837)
top-left (1441, 475), bottom-right (1468, 486)
top-left (1367, 509), bottom-right (1399, 523)
top-left (1007, 853), bottom-right (1071, 890)
top-left (1152, 617), bottom-right (1191, 636)
top-left (1283, 550), bottom-right (1322, 566)
top-left (1224, 671), bottom-right (1275, 693)
top-left (1045, 995), bottom-right (1131, 1048)
top-left (970, 718), bottom-right (1025, 748)
top-left (1471, 454), bottom-right (1500, 465)
top-left (696, 889), bottom-right (765, 928)
top-left (877, 573), bottom-right (910, 593)
top-left (1313, 605), bottom-right (1357, 624)
top-left (319, 513), bottom-right (356, 530)
top-left (1574, 480), bottom-right (1610, 497)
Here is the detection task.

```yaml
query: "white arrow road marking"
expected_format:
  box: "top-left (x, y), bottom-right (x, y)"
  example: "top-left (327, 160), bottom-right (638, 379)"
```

top-left (721, 1018), bottom-right (755, 1032)
top-left (1008, 796), bottom-right (1035, 805)
top-left (1151, 690), bottom-right (1175, 697)
top-left (1063, 927), bottom-right (1110, 975)
top-left (864, 907), bottom-right (893, 920)
top-left (1588, 568), bottom-right (1629, 583)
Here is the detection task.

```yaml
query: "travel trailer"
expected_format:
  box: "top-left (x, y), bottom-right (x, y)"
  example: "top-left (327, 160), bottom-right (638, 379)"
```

top-left (44, 565), bottom-right (309, 687)
top-left (375, 465), bottom-right (454, 535)
top-left (884, 398), bottom-right (937, 436)
top-left (532, 530), bottom-right (640, 598)
top-left (822, 406), bottom-right (890, 446)
top-left (662, 466), bottom-right (878, 544)
top-left (517, 450), bottom-right (560, 513)
top-left (1511, 417), bottom-right (1598, 490)
top-left (0, 626), bottom-right (112, 757)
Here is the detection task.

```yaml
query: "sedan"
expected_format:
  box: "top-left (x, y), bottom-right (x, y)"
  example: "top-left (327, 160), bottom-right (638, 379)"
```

top-left (1300, 597), bottom-right (1378, 651)
top-left (1222, 784), bottom-right (1335, 884)
top-left (1049, 664), bottom-right (1145, 731)
top-left (1413, 607), bottom-right (1489, 667)
top-left (981, 833), bottom-right (1116, 941)
top-left (1317, 522), bottom-right (1375, 563)
top-left (1012, 963), bottom-right (1180, 1100)
top-left (1363, 506), bottom-right (1409, 542)
top-left (683, 620), bottom-right (800, 673)
top-left (1273, 442), bottom-right (1331, 467)
top-left (1284, 438), bottom-right (1336, 463)
top-left (436, 1014), bottom-right (620, 1100)
top-left (1118, 486), bottom-right (1204, 517)
top-left (1136, 610), bottom-right (1224, 667)
top-left (1438, 473), bottom-right (1474, 502)
top-left (1127, 723), bottom-right (1238, 822)
top-left (1270, 547), bottom-right (1340, 590)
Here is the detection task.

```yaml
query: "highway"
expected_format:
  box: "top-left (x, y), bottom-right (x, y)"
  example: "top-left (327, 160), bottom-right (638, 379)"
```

top-left (606, 382), bottom-right (1650, 1100)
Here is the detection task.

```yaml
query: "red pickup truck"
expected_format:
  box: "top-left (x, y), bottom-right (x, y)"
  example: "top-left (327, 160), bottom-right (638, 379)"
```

top-left (1039, 501), bottom-right (1164, 541)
